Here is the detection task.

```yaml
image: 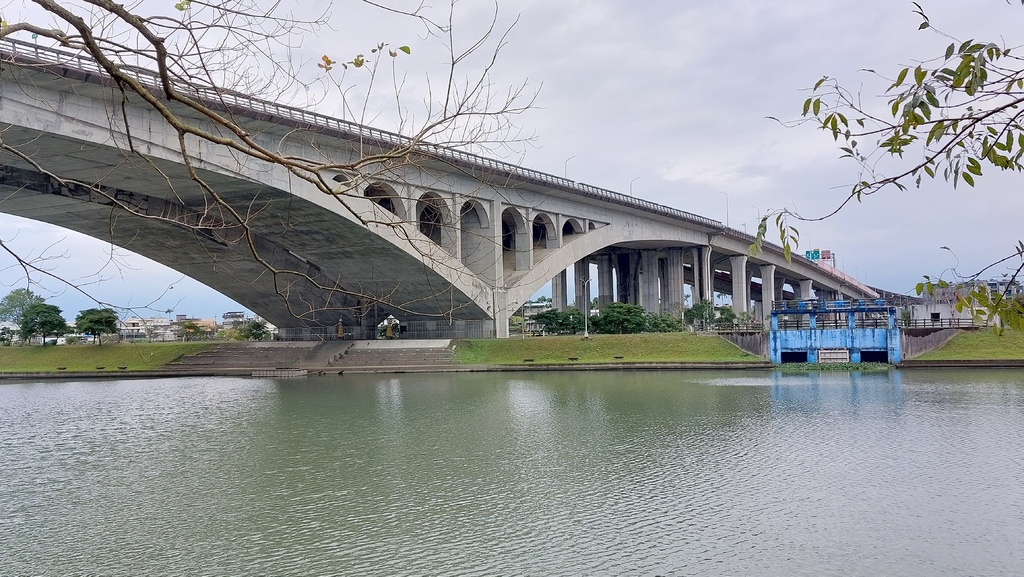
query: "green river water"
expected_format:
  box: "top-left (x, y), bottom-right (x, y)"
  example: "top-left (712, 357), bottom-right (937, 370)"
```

top-left (2, 369), bottom-right (1022, 576)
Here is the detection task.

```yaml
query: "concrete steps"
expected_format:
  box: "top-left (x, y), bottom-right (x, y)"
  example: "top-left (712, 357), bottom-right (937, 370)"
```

top-left (167, 341), bottom-right (323, 371)
top-left (330, 340), bottom-right (456, 368)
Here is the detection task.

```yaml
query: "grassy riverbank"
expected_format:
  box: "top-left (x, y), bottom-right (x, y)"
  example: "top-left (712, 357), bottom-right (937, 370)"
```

top-left (0, 342), bottom-right (216, 373)
top-left (453, 333), bottom-right (760, 365)
top-left (914, 328), bottom-right (1024, 360)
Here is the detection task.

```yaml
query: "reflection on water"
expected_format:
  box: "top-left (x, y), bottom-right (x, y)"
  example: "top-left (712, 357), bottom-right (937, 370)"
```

top-left (767, 369), bottom-right (905, 411)
top-left (1, 370), bottom-right (1023, 576)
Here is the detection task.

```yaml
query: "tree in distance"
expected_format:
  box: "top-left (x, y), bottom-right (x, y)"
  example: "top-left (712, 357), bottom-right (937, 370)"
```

top-left (766, 1), bottom-right (1024, 330)
top-left (176, 320), bottom-right (206, 342)
top-left (0, 288), bottom-right (45, 325)
top-left (75, 308), bottom-right (119, 345)
top-left (238, 320), bottom-right (270, 341)
top-left (590, 302), bottom-right (646, 335)
top-left (530, 307), bottom-right (583, 335)
top-left (19, 302), bottom-right (68, 345)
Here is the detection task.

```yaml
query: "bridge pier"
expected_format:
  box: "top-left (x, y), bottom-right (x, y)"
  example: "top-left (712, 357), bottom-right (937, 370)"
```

top-left (665, 248), bottom-right (686, 313)
top-left (799, 279), bottom-right (815, 300)
top-left (616, 251), bottom-right (640, 306)
top-left (757, 264), bottom-right (776, 323)
top-left (730, 255), bottom-right (749, 314)
top-left (641, 250), bottom-right (660, 313)
top-left (690, 246), bottom-right (713, 305)
top-left (552, 269), bottom-right (568, 311)
top-left (597, 254), bottom-right (614, 310)
top-left (494, 289), bottom-right (510, 338)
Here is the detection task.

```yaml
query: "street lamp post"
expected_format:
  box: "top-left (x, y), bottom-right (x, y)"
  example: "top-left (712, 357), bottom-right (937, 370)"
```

top-left (717, 191), bottom-right (730, 227)
top-left (564, 155), bottom-right (575, 178)
top-left (629, 176), bottom-right (640, 197)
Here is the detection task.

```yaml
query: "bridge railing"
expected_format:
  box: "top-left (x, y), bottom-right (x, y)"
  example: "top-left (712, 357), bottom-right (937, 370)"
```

top-left (901, 318), bottom-right (980, 329)
top-left (699, 322), bottom-right (765, 333)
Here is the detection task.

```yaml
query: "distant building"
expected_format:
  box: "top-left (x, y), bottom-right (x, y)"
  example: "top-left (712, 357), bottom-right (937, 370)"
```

top-left (520, 301), bottom-right (552, 317)
top-left (222, 311), bottom-right (248, 329)
top-left (905, 277), bottom-right (1020, 327)
top-left (120, 317), bottom-right (176, 341)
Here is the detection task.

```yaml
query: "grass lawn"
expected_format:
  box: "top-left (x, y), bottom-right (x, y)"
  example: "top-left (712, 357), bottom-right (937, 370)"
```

top-left (453, 333), bottom-right (760, 365)
top-left (0, 342), bottom-right (216, 372)
top-left (915, 328), bottom-right (1024, 360)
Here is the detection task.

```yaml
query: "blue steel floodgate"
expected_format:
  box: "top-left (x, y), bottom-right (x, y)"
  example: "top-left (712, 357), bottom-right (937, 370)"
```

top-left (769, 299), bottom-right (900, 364)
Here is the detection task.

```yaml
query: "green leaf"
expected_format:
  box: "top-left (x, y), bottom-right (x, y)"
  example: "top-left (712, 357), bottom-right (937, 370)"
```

top-left (398, 46), bottom-right (411, 54)
top-left (926, 121), bottom-right (945, 145)
top-left (962, 172), bottom-right (975, 186)
top-left (966, 159), bottom-right (982, 175)
top-left (914, 66), bottom-right (926, 85)
top-left (945, 43), bottom-right (955, 60)
top-left (812, 98), bottom-right (821, 116)
top-left (802, 97), bottom-right (812, 116)
top-left (892, 68), bottom-right (909, 90)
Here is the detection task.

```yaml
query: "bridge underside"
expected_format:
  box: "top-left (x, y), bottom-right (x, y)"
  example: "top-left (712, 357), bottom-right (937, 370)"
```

top-left (0, 128), bottom-right (488, 331)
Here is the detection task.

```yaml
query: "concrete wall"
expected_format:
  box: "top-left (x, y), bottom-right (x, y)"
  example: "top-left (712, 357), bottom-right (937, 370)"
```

top-left (720, 333), bottom-right (767, 358)
top-left (900, 328), bottom-right (967, 359)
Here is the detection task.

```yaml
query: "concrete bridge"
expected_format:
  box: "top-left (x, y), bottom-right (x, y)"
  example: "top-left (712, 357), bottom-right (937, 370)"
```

top-left (0, 38), bottom-right (876, 339)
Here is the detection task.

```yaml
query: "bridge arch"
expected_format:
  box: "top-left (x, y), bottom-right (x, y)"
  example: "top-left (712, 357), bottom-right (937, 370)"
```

top-left (501, 207), bottom-right (530, 273)
top-left (532, 213), bottom-right (557, 250)
top-left (364, 182), bottom-right (406, 221)
top-left (460, 200), bottom-right (492, 276)
top-left (562, 218), bottom-right (584, 239)
top-left (416, 192), bottom-right (450, 246)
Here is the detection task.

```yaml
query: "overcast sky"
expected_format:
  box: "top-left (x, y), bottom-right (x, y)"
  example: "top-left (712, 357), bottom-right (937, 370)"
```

top-left (2, 0), bottom-right (1023, 319)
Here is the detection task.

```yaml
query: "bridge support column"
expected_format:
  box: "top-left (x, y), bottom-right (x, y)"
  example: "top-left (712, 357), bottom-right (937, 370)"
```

top-left (730, 255), bottom-right (749, 314)
top-left (493, 289), bottom-right (510, 338)
top-left (758, 264), bottom-right (776, 324)
top-left (799, 279), bottom-right (814, 300)
top-left (659, 259), bottom-right (669, 314)
top-left (574, 258), bottom-right (591, 312)
top-left (596, 254), bottom-right (614, 310)
top-left (690, 246), bottom-right (712, 305)
top-left (616, 251), bottom-right (640, 305)
top-left (551, 269), bottom-right (568, 311)
top-left (640, 250), bottom-right (660, 313)
top-left (665, 248), bottom-right (686, 314)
